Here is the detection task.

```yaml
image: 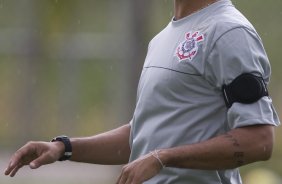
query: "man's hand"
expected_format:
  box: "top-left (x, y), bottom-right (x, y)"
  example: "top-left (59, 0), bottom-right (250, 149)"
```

top-left (4, 141), bottom-right (64, 177)
top-left (116, 152), bottom-right (163, 184)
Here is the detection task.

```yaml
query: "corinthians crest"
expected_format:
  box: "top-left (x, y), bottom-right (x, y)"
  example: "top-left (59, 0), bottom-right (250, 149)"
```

top-left (176, 31), bottom-right (204, 62)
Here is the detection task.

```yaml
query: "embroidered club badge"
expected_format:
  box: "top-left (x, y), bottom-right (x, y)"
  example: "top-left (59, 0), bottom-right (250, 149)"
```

top-left (176, 31), bottom-right (204, 62)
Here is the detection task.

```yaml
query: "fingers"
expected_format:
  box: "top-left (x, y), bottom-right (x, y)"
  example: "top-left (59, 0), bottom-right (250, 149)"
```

top-left (116, 163), bottom-right (146, 184)
top-left (7, 164), bottom-right (23, 177)
top-left (4, 145), bottom-right (31, 177)
top-left (116, 153), bottom-right (163, 184)
top-left (116, 167), bottom-right (133, 184)
top-left (4, 152), bottom-right (27, 177)
top-left (4, 141), bottom-right (60, 177)
top-left (4, 141), bottom-right (42, 177)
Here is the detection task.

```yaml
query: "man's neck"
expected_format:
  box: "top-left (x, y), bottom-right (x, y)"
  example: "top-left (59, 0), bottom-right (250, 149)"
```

top-left (174, 0), bottom-right (218, 20)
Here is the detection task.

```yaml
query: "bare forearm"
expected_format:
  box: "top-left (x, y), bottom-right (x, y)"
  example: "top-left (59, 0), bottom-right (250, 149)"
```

top-left (159, 125), bottom-right (274, 170)
top-left (70, 124), bottom-right (131, 165)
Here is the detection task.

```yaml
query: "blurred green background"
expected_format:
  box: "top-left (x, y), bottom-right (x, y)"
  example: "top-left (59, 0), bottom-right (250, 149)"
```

top-left (0, 0), bottom-right (281, 183)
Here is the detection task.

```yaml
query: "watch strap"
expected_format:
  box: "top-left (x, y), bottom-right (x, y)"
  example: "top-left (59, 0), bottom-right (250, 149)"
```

top-left (51, 135), bottom-right (72, 161)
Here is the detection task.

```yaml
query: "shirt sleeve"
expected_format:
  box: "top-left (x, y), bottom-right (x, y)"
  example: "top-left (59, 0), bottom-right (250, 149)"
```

top-left (204, 27), bottom-right (280, 129)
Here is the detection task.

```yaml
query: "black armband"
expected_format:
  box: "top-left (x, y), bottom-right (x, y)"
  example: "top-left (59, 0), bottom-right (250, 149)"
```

top-left (222, 73), bottom-right (268, 108)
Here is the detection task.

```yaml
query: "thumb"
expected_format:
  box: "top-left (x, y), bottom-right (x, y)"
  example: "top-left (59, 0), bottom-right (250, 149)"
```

top-left (29, 162), bottom-right (39, 169)
top-left (29, 154), bottom-right (50, 169)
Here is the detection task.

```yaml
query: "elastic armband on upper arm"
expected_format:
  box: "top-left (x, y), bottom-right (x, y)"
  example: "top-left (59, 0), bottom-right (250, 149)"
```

top-left (222, 73), bottom-right (269, 108)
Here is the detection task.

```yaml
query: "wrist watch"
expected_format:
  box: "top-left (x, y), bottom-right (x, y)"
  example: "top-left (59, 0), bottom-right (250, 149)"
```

top-left (51, 135), bottom-right (72, 161)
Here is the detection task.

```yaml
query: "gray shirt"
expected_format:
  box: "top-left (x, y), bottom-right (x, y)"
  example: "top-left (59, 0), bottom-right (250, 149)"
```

top-left (129, 0), bottom-right (280, 183)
